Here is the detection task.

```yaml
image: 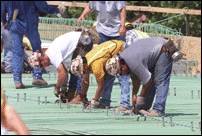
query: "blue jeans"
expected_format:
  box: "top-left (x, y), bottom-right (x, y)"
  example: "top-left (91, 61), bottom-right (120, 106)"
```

top-left (2, 29), bottom-right (13, 73)
top-left (98, 33), bottom-right (131, 109)
top-left (139, 52), bottom-right (172, 116)
top-left (68, 39), bottom-right (94, 92)
top-left (11, 29), bottom-right (43, 83)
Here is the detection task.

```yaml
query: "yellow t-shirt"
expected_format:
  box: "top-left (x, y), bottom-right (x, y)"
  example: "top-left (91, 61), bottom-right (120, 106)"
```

top-left (85, 40), bottom-right (124, 81)
top-left (1, 85), bottom-right (5, 119)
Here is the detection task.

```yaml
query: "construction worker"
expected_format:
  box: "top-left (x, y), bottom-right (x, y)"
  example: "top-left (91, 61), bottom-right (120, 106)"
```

top-left (105, 37), bottom-right (183, 116)
top-left (28, 29), bottom-right (94, 103)
top-left (70, 40), bottom-right (127, 109)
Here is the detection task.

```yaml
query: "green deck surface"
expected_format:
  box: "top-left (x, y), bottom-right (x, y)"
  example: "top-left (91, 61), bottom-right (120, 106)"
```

top-left (1, 73), bottom-right (201, 135)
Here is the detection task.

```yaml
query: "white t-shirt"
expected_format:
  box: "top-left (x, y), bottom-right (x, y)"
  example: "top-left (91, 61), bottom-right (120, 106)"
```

top-left (45, 31), bottom-right (82, 68)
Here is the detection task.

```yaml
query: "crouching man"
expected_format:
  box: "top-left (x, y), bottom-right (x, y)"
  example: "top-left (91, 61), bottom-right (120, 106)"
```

top-left (28, 29), bottom-right (93, 103)
top-left (106, 37), bottom-right (183, 117)
top-left (70, 40), bottom-right (127, 109)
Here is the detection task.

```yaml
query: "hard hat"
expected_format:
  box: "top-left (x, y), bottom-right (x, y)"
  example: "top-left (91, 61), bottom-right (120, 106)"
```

top-left (105, 54), bottom-right (121, 77)
top-left (125, 22), bottom-right (134, 30)
top-left (78, 33), bottom-right (92, 46)
top-left (28, 52), bottom-right (41, 69)
top-left (70, 55), bottom-right (84, 77)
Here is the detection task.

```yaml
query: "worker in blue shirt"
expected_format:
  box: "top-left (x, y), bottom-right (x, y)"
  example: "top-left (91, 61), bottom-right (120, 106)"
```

top-left (1, 1), bottom-right (66, 89)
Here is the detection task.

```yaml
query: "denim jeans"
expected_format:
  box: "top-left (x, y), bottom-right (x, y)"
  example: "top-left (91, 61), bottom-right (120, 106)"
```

top-left (139, 52), bottom-right (172, 116)
top-left (68, 39), bottom-right (94, 92)
top-left (11, 29), bottom-right (43, 83)
top-left (98, 32), bottom-right (131, 109)
top-left (2, 29), bottom-right (13, 73)
top-left (68, 73), bottom-right (82, 92)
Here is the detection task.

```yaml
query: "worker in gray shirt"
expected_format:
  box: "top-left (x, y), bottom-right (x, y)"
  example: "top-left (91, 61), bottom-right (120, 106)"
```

top-left (105, 37), bottom-right (183, 117)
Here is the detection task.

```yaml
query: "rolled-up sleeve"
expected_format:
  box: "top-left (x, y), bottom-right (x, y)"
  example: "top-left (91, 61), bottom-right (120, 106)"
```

top-left (33, 1), bottom-right (59, 14)
top-left (115, 1), bottom-right (126, 10)
top-left (88, 1), bottom-right (97, 10)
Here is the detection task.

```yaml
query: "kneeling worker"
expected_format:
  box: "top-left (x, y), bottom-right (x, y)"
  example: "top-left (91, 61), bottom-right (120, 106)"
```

top-left (106, 37), bottom-right (183, 117)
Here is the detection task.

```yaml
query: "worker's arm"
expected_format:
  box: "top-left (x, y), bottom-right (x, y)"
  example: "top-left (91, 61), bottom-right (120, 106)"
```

top-left (77, 4), bottom-right (92, 24)
top-left (93, 78), bottom-right (105, 101)
top-left (1, 97), bottom-right (31, 135)
top-left (119, 7), bottom-right (126, 37)
top-left (56, 63), bottom-right (68, 88)
top-left (131, 76), bottom-right (141, 106)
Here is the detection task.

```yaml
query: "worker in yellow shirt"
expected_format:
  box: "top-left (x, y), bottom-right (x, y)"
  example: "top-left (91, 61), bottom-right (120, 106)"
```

top-left (70, 40), bottom-right (126, 108)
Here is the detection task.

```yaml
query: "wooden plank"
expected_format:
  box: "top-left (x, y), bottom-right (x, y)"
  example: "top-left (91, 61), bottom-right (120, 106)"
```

top-left (47, 1), bottom-right (201, 15)
top-left (126, 5), bottom-right (201, 15)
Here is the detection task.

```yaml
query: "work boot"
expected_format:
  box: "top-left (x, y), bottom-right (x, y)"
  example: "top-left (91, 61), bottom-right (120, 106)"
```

top-left (68, 91), bottom-right (82, 104)
top-left (147, 110), bottom-right (161, 117)
top-left (32, 78), bottom-right (48, 86)
top-left (53, 85), bottom-right (60, 98)
top-left (98, 103), bottom-right (106, 109)
top-left (15, 82), bottom-right (26, 89)
top-left (110, 105), bottom-right (129, 111)
top-left (61, 89), bottom-right (76, 103)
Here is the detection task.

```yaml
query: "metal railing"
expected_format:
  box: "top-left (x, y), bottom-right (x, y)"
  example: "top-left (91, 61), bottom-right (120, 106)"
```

top-left (38, 17), bottom-right (183, 42)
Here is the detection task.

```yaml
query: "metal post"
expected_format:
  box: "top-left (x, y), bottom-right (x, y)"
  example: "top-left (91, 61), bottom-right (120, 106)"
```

top-left (82, 103), bottom-right (84, 113)
top-left (106, 106), bottom-right (108, 116)
top-left (162, 116), bottom-right (165, 127)
top-left (174, 87), bottom-right (176, 96)
top-left (17, 93), bottom-right (19, 102)
top-left (137, 115), bottom-right (140, 121)
top-left (191, 90), bottom-right (193, 99)
top-left (170, 116), bottom-right (172, 127)
top-left (191, 121), bottom-right (193, 131)
top-left (24, 93), bottom-right (26, 102)
top-left (45, 96), bottom-right (47, 105)
top-left (144, 115), bottom-right (147, 121)
top-left (198, 90), bottom-right (200, 99)
top-left (89, 103), bottom-right (91, 113)
top-left (66, 99), bottom-right (68, 109)
top-left (113, 106), bottom-right (115, 116)
top-left (186, 14), bottom-right (190, 36)
top-left (38, 96), bottom-right (40, 105)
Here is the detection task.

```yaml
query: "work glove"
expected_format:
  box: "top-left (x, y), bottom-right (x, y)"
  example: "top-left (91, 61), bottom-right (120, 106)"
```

top-left (58, 4), bottom-right (66, 14)
top-left (53, 84), bottom-right (60, 98)
top-left (136, 96), bottom-right (146, 107)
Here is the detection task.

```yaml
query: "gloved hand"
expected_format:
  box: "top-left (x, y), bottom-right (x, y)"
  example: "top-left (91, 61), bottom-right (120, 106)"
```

top-left (58, 4), bottom-right (66, 14)
top-left (60, 86), bottom-right (67, 98)
top-left (136, 96), bottom-right (146, 107)
top-left (53, 84), bottom-right (60, 98)
top-left (82, 97), bottom-right (89, 109)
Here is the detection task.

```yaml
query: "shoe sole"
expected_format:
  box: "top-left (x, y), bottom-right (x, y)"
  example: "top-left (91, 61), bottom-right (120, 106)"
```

top-left (32, 83), bottom-right (47, 86)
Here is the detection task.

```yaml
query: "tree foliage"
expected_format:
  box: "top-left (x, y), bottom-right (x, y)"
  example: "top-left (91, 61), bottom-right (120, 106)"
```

top-left (39, 1), bottom-right (201, 37)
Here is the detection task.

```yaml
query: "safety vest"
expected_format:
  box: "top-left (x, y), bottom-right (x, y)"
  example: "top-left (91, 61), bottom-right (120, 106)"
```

top-left (85, 40), bottom-right (123, 66)
top-left (133, 30), bottom-right (150, 39)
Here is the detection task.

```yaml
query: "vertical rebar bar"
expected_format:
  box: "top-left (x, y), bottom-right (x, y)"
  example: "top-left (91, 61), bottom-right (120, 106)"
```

top-left (170, 116), bottom-right (172, 127)
top-left (24, 93), bottom-right (26, 102)
top-left (162, 116), bottom-right (165, 127)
